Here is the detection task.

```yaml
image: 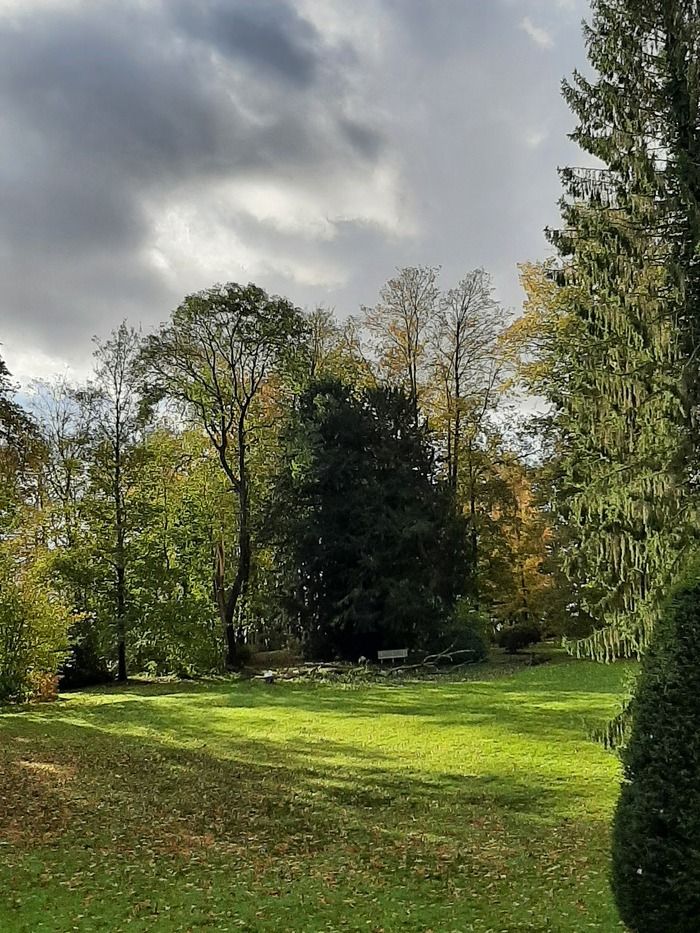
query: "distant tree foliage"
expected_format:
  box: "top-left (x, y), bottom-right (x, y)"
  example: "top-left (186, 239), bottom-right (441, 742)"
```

top-left (0, 260), bottom-right (571, 694)
top-left (272, 379), bottom-right (468, 660)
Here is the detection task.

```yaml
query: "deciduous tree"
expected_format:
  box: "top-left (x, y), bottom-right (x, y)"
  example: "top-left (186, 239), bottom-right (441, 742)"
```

top-left (363, 266), bottom-right (439, 426)
top-left (144, 283), bottom-right (307, 666)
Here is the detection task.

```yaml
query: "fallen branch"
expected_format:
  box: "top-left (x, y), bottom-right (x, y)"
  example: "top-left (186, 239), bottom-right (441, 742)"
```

top-left (386, 646), bottom-right (479, 675)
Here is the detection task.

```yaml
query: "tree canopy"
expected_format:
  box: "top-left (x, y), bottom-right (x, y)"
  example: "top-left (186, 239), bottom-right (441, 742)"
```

top-left (272, 378), bottom-right (468, 660)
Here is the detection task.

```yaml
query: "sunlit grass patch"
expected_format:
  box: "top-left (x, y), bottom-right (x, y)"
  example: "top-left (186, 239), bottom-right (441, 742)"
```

top-left (0, 658), bottom-right (631, 931)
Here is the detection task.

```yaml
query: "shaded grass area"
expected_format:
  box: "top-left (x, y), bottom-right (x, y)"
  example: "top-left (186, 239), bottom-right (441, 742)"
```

top-left (0, 659), bottom-right (633, 932)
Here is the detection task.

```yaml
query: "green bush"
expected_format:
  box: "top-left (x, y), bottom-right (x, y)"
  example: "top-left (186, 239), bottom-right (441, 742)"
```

top-left (496, 621), bottom-right (542, 654)
top-left (611, 577), bottom-right (700, 932)
top-left (0, 552), bottom-right (70, 703)
top-left (59, 615), bottom-right (113, 689)
top-left (128, 599), bottom-right (223, 678)
top-left (426, 599), bottom-right (489, 663)
top-left (235, 643), bottom-right (253, 666)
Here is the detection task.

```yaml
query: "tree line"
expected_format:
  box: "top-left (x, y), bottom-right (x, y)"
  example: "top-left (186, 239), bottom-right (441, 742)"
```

top-left (0, 266), bottom-right (580, 699)
top-left (2, 0), bottom-right (696, 717)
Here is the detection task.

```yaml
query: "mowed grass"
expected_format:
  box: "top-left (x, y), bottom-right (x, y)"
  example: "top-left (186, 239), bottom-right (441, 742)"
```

top-left (0, 657), bottom-right (633, 932)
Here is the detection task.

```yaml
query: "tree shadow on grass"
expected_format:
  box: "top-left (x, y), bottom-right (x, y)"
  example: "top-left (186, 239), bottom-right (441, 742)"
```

top-left (37, 675), bottom-right (623, 752)
top-left (0, 716), bottom-right (589, 851)
top-left (1, 661), bottom-right (627, 855)
top-left (0, 667), bottom-right (627, 932)
top-left (0, 694), bottom-right (612, 860)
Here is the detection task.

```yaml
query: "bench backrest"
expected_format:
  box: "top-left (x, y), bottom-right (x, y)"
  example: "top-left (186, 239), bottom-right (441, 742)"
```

top-left (377, 648), bottom-right (409, 661)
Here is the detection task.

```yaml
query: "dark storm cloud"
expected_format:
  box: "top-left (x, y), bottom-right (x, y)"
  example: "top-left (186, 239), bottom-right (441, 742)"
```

top-left (0, 0), bottom-right (386, 369)
top-left (0, 0), bottom-right (590, 381)
top-left (172, 0), bottom-right (323, 87)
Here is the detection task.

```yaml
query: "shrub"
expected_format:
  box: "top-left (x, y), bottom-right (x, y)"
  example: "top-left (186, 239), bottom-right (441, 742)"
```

top-left (59, 615), bottom-right (113, 689)
top-left (496, 621), bottom-right (542, 654)
top-left (0, 552), bottom-right (70, 703)
top-left (235, 643), bottom-right (253, 666)
top-left (426, 599), bottom-right (489, 663)
top-left (128, 599), bottom-right (223, 678)
top-left (28, 672), bottom-right (60, 702)
top-left (611, 576), bottom-right (700, 932)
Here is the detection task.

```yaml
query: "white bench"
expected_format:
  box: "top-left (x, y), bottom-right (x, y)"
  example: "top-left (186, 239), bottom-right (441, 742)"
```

top-left (377, 648), bottom-right (408, 663)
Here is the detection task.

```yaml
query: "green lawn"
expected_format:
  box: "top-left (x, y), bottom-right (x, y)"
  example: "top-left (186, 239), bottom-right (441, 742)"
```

top-left (0, 658), bottom-right (632, 932)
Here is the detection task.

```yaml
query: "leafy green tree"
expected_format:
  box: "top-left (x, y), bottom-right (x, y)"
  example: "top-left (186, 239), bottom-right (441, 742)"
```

top-left (143, 283), bottom-right (308, 666)
top-left (611, 574), bottom-right (700, 932)
top-left (35, 370), bottom-right (236, 681)
top-left (0, 357), bottom-right (43, 528)
top-left (81, 323), bottom-right (146, 682)
top-left (273, 379), bottom-right (467, 660)
top-left (30, 379), bottom-right (112, 687)
top-left (0, 357), bottom-right (71, 700)
top-left (0, 544), bottom-right (70, 702)
top-left (126, 426), bottom-right (229, 675)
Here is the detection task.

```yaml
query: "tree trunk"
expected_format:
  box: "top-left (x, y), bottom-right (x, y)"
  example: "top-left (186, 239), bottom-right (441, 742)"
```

top-left (452, 334), bottom-right (461, 491)
top-left (114, 432), bottom-right (127, 683)
top-left (469, 489), bottom-right (479, 608)
top-left (468, 449), bottom-right (479, 608)
top-left (223, 418), bottom-right (252, 668)
top-left (223, 514), bottom-right (251, 666)
top-left (452, 409), bottom-right (461, 491)
top-left (519, 563), bottom-right (531, 621)
top-left (116, 562), bottom-right (127, 682)
top-left (214, 534), bottom-right (227, 624)
top-left (224, 614), bottom-right (238, 668)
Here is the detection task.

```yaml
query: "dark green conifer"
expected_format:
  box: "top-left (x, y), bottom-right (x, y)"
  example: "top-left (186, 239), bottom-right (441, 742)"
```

top-left (611, 574), bottom-right (700, 931)
top-left (272, 379), bottom-right (467, 660)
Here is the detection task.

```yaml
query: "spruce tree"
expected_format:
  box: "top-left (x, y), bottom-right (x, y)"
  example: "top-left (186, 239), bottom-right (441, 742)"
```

top-left (548, 0), bottom-right (700, 659)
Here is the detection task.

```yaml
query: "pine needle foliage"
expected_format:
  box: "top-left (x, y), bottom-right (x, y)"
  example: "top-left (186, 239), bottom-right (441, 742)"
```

top-left (549, 0), bottom-right (700, 660)
top-left (272, 379), bottom-right (467, 660)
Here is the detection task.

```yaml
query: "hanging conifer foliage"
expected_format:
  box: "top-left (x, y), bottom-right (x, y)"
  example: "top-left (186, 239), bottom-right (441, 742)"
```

top-left (547, 0), bottom-right (700, 660)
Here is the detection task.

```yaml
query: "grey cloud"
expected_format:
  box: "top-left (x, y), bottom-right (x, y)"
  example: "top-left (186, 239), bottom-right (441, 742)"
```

top-left (338, 118), bottom-right (384, 161)
top-left (0, 0), bottom-right (389, 366)
top-left (0, 5), bottom-right (322, 187)
top-left (0, 0), bottom-right (592, 382)
top-left (173, 0), bottom-right (322, 87)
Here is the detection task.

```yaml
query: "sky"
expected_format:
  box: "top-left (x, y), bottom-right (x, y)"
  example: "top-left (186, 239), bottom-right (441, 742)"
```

top-left (0, 0), bottom-right (590, 385)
